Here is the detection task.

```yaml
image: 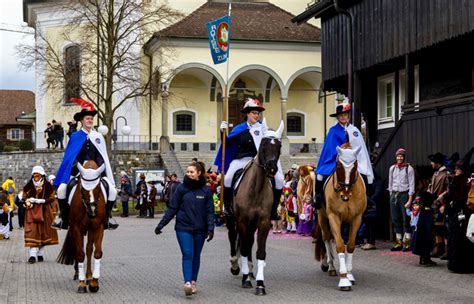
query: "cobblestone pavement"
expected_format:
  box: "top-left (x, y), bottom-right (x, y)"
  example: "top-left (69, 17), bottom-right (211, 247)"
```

top-left (1, 216), bottom-right (474, 304)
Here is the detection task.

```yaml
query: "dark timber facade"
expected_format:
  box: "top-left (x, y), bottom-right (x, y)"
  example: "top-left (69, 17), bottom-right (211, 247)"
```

top-left (294, 0), bottom-right (474, 180)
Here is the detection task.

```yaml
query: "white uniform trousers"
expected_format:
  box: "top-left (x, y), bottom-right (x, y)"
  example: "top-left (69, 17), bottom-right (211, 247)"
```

top-left (224, 157), bottom-right (284, 190)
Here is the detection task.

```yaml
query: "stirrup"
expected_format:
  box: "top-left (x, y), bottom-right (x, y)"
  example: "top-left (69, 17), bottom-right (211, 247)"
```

top-left (51, 217), bottom-right (68, 230)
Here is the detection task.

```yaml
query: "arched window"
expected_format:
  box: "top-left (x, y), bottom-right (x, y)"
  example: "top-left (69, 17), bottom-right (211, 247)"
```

top-left (64, 45), bottom-right (81, 103)
top-left (173, 111), bottom-right (195, 135)
top-left (287, 112), bottom-right (305, 136)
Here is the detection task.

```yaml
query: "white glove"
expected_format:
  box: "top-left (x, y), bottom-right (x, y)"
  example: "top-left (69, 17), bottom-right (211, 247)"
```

top-left (220, 121), bottom-right (229, 131)
top-left (35, 199), bottom-right (46, 204)
top-left (28, 198), bottom-right (37, 203)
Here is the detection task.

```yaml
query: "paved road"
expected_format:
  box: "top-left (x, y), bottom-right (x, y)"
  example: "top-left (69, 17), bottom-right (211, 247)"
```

top-left (1, 216), bottom-right (473, 304)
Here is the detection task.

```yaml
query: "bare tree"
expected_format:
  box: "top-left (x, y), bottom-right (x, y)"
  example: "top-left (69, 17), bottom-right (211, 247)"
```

top-left (17, 0), bottom-right (184, 153)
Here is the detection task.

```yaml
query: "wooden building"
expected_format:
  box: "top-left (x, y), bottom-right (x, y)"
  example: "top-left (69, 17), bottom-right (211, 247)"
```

top-left (0, 90), bottom-right (35, 147)
top-left (293, 0), bottom-right (474, 179)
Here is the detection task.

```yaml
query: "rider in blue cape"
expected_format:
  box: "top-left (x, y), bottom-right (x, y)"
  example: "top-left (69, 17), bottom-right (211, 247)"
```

top-left (214, 98), bottom-right (284, 220)
top-left (314, 101), bottom-right (374, 208)
top-left (52, 98), bottom-right (118, 230)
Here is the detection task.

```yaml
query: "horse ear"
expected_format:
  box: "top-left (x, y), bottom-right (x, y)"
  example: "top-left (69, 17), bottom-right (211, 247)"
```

top-left (276, 120), bottom-right (284, 139)
top-left (336, 146), bottom-right (343, 155)
top-left (97, 164), bottom-right (105, 174)
top-left (77, 162), bottom-right (85, 175)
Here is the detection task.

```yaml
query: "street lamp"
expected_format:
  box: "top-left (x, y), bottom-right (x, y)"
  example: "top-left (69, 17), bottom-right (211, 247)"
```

top-left (112, 116), bottom-right (131, 175)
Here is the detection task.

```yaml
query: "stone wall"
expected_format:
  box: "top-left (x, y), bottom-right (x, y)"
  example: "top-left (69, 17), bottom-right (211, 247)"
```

top-left (0, 150), bottom-right (164, 187)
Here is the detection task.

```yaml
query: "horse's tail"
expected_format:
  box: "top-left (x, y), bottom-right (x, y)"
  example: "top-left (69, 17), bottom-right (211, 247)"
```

top-left (56, 229), bottom-right (76, 265)
top-left (314, 220), bottom-right (326, 262)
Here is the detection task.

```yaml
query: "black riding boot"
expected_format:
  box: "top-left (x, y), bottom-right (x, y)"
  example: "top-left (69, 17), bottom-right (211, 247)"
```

top-left (51, 199), bottom-right (70, 230)
top-left (271, 189), bottom-right (282, 220)
top-left (104, 200), bottom-right (119, 230)
top-left (223, 187), bottom-right (234, 218)
top-left (314, 179), bottom-right (324, 210)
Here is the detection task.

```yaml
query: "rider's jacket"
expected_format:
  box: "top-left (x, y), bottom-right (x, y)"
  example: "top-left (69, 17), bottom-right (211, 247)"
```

top-left (233, 129), bottom-right (257, 159)
top-left (71, 139), bottom-right (105, 177)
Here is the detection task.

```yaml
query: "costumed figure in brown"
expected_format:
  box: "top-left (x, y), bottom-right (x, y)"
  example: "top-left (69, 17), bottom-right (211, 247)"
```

top-left (22, 166), bottom-right (59, 263)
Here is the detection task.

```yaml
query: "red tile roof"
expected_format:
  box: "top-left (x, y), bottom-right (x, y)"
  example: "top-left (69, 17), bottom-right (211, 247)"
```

top-left (0, 90), bottom-right (35, 125)
top-left (154, 2), bottom-right (320, 42)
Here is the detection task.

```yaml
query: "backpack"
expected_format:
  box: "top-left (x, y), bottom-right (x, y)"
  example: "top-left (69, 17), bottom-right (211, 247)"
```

top-left (7, 185), bottom-right (14, 194)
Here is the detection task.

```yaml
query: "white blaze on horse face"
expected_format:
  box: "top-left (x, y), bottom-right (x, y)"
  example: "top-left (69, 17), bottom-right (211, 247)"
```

top-left (89, 190), bottom-right (95, 203)
top-left (337, 146), bottom-right (357, 184)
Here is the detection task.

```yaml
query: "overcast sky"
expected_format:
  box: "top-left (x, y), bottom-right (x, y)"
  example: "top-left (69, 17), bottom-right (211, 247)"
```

top-left (0, 0), bottom-right (35, 92)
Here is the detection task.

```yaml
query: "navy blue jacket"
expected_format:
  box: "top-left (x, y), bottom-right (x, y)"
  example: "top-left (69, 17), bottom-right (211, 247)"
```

top-left (157, 176), bottom-right (214, 234)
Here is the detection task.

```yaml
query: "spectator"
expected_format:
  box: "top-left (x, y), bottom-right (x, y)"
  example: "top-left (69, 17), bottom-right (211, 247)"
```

top-left (271, 192), bottom-right (284, 234)
top-left (361, 173), bottom-right (384, 250)
top-left (411, 192), bottom-right (437, 266)
top-left (297, 165), bottom-right (313, 216)
top-left (213, 191), bottom-right (223, 227)
top-left (285, 190), bottom-right (297, 233)
top-left (44, 123), bottom-right (55, 149)
top-left (50, 120), bottom-right (59, 149)
top-left (207, 172), bottom-right (218, 193)
top-left (444, 158), bottom-right (474, 273)
top-left (296, 195), bottom-right (314, 236)
top-left (66, 121), bottom-right (78, 138)
top-left (387, 148), bottom-right (416, 251)
top-left (1, 191), bottom-right (11, 240)
top-left (155, 161), bottom-right (214, 297)
top-left (2, 176), bottom-right (17, 211)
top-left (135, 173), bottom-right (146, 197)
top-left (164, 173), bottom-right (181, 208)
top-left (119, 172), bottom-right (132, 217)
top-left (55, 121), bottom-right (64, 149)
top-left (15, 192), bottom-right (25, 230)
top-left (136, 183), bottom-right (148, 218)
top-left (427, 152), bottom-right (449, 258)
top-left (147, 181), bottom-right (157, 218)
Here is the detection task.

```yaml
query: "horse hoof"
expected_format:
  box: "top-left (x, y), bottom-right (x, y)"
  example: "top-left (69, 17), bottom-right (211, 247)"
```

top-left (339, 286), bottom-right (352, 291)
top-left (329, 270), bottom-right (337, 277)
top-left (347, 273), bottom-right (355, 284)
top-left (255, 286), bottom-right (266, 296)
top-left (321, 264), bottom-right (329, 272)
top-left (242, 280), bottom-right (253, 289)
top-left (77, 286), bottom-right (87, 293)
top-left (89, 285), bottom-right (99, 293)
top-left (249, 272), bottom-right (255, 280)
top-left (73, 274), bottom-right (78, 281)
top-left (230, 267), bottom-right (240, 276)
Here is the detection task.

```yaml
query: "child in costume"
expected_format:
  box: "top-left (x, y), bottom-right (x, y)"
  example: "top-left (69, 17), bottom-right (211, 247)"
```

top-left (411, 192), bottom-right (437, 266)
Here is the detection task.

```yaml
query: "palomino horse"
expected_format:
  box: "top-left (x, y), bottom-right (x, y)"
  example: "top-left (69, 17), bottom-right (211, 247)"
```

top-left (315, 144), bottom-right (367, 291)
top-left (57, 160), bottom-right (106, 293)
top-left (227, 119), bottom-right (284, 296)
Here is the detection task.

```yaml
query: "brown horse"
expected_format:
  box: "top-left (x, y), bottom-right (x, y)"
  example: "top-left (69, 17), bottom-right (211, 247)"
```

top-left (228, 119), bottom-right (284, 296)
top-left (57, 160), bottom-right (106, 293)
top-left (315, 144), bottom-right (367, 291)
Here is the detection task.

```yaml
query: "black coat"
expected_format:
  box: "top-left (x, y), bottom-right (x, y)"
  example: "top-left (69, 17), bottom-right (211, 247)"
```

top-left (157, 176), bottom-right (214, 234)
top-left (411, 208), bottom-right (433, 257)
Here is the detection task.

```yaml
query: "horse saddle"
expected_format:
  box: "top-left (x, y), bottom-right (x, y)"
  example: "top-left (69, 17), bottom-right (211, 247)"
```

top-left (231, 159), bottom-right (254, 193)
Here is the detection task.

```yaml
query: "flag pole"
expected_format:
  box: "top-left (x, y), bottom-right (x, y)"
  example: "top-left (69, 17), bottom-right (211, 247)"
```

top-left (220, 1), bottom-right (232, 214)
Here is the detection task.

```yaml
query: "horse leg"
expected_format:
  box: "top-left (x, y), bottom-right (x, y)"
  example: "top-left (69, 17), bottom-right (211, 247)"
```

top-left (238, 223), bottom-right (253, 289)
top-left (255, 219), bottom-right (271, 296)
top-left (89, 227), bottom-right (104, 293)
top-left (73, 261), bottom-right (79, 281)
top-left (227, 216), bottom-right (240, 275)
top-left (248, 252), bottom-right (255, 280)
top-left (327, 214), bottom-right (351, 291)
top-left (345, 215), bottom-right (363, 285)
top-left (74, 229), bottom-right (87, 294)
top-left (319, 214), bottom-right (336, 276)
top-left (86, 230), bottom-right (94, 284)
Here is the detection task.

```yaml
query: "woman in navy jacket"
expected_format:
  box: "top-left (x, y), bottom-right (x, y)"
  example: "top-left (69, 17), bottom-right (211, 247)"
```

top-left (155, 161), bottom-right (214, 296)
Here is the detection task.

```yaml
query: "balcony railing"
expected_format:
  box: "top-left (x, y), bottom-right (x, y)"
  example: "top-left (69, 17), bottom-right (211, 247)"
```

top-left (402, 91), bottom-right (474, 114)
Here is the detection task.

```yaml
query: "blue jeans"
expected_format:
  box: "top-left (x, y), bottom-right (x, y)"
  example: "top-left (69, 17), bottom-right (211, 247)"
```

top-left (176, 231), bottom-right (206, 283)
top-left (121, 200), bottom-right (129, 216)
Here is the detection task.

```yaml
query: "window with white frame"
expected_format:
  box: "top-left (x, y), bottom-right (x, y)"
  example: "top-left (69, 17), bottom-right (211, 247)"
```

top-left (287, 112), bottom-right (305, 136)
top-left (377, 73), bottom-right (395, 128)
top-left (173, 111), bottom-right (195, 135)
top-left (7, 128), bottom-right (24, 141)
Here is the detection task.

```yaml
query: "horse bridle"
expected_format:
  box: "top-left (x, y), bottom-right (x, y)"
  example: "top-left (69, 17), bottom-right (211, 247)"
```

top-left (332, 161), bottom-right (359, 202)
top-left (80, 175), bottom-right (101, 218)
top-left (257, 136), bottom-right (280, 177)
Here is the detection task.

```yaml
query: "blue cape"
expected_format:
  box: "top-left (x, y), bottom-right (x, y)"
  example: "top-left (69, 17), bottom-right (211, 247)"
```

top-left (54, 130), bottom-right (88, 186)
top-left (214, 121), bottom-right (249, 173)
top-left (316, 123), bottom-right (347, 176)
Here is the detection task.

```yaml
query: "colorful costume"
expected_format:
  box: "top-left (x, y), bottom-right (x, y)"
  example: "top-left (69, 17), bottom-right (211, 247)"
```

top-left (22, 166), bottom-right (59, 263)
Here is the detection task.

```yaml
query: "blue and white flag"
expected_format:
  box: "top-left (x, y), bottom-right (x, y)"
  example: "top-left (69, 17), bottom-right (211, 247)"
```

top-left (207, 15), bottom-right (230, 65)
